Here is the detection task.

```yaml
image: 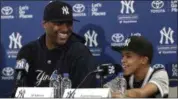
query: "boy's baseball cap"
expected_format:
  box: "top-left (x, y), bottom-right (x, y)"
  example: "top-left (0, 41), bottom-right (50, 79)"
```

top-left (111, 36), bottom-right (153, 63)
top-left (43, 1), bottom-right (79, 22)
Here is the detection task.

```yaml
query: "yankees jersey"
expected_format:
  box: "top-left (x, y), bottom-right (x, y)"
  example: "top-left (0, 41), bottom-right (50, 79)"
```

top-left (125, 67), bottom-right (169, 98)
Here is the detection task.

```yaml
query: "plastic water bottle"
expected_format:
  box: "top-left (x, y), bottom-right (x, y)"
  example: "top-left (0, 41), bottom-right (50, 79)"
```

top-left (117, 72), bottom-right (127, 96)
top-left (49, 71), bottom-right (60, 98)
top-left (103, 72), bottom-right (127, 96)
top-left (61, 73), bottom-right (72, 98)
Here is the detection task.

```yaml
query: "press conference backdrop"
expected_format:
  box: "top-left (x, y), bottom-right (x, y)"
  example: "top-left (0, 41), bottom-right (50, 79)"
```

top-left (0, 0), bottom-right (177, 98)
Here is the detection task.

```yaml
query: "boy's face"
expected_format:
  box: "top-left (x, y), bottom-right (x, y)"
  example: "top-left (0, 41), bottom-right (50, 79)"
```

top-left (121, 50), bottom-right (145, 76)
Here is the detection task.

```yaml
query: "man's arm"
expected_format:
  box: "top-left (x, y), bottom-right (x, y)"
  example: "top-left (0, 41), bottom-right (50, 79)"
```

top-left (148, 70), bottom-right (169, 97)
top-left (112, 70), bottom-right (169, 98)
top-left (112, 83), bottom-right (158, 98)
top-left (125, 83), bottom-right (158, 97)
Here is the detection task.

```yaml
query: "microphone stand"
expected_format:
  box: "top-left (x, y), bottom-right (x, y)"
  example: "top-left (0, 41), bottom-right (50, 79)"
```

top-left (97, 71), bottom-right (106, 88)
top-left (15, 71), bottom-right (25, 87)
top-left (100, 75), bottom-right (104, 88)
top-left (67, 70), bottom-right (97, 98)
top-left (10, 72), bottom-right (26, 98)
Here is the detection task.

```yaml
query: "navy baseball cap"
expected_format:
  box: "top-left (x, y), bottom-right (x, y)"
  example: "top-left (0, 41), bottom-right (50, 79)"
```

top-left (43, 1), bottom-right (79, 22)
top-left (112, 36), bottom-right (153, 63)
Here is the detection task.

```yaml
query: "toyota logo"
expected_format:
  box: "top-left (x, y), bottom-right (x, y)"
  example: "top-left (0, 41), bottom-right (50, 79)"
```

top-left (1, 6), bottom-right (13, 15)
top-left (2, 67), bottom-right (14, 77)
top-left (73, 4), bottom-right (85, 13)
top-left (152, 0), bottom-right (164, 9)
top-left (153, 64), bottom-right (165, 69)
top-left (111, 33), bottom-right (124, 43)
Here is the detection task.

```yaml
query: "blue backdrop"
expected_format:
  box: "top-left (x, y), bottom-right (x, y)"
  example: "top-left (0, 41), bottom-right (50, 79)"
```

top-left (0, 0), bottom-right (177, 97)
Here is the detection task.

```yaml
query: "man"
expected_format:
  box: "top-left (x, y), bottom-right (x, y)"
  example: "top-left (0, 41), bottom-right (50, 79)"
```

top-left (13, 1), bottom-right (96, 89)
top-left (109, 36), bottom-right (169, 98)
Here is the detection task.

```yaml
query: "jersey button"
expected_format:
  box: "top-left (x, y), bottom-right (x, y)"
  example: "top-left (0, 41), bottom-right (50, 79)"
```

top-left (47, 60), bottom-right (51, 64)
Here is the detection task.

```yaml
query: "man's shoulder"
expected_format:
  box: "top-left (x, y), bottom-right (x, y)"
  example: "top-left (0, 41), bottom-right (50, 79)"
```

top-left (67, 42), bottom-right (92, 57)
top-left (19, 39), bottom-right (39, 52)
top-left (71, 42), bottom-right (86, 49)
top-left (16, 39), bottom-right (39, 60)
top-left (68, 33), bottom-right (86, 50)
top-left (149, 68), bottom-right (169, 82)
top-left (152, 68), bottom-right (168, 76)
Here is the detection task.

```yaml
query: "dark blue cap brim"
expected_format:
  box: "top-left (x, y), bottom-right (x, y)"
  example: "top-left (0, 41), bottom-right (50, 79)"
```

top-left (49, 18), bottom-right (80, 22)
top-left (111, 46), bottom-right (128, 53)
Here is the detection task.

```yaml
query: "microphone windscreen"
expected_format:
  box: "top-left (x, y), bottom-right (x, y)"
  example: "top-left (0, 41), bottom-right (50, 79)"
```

top-left (114, 64), bottom-right (123, 74)
top-left (15, 59), bottom-right (29, 73)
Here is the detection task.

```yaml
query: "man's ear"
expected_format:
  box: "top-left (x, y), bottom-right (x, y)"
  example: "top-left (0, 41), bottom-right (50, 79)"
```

top-left (141, 56), bottom-right (149, 64)
top-left (42, 21), bottom-right (47, 28)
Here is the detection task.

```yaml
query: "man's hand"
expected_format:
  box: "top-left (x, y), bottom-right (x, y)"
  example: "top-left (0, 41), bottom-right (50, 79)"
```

top-left (111, 92), bottom-right (121, 98)
top-left (112, 91), bottom-right (127, 98)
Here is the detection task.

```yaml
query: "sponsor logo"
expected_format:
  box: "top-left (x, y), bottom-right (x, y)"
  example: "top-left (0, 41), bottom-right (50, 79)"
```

top-left (84, 30), bottom-right (98, 47)
top-left (150, 0), bottom-right (166, 13)
top-left (84, 29), bottom-right (101, 56)
top-left (79, 24), bottom-right (105, 56)
top-left (157, 27), bottom-right (177, 54)
top-left (111, 33), bottom-right (125, 46)
top-left (19, 5), bottom-right (33, 19)
top-left (91, 3), bottom-right (106, 16)
top-left (118, 0), bottom-right (138, 24)
top-left (159, 27), bottom-right (174, 44)
top-left (171, 0), bottom-right (178, 12)
top-left (7, 32), bottom-right (22, 58)
top-left (131, 32), bottom-right (141, 36)
top-left (120, 0), bottom-right (135, 14)
top-left (167, 63), bottom-right (178, 87)
top-left (1, 67), bottom-right (14, 80)
top-left (73, 4), bottom-right (86, 17)
top-left (1, 6), bottom-right (14, 19)
top-left (171, 64), bottom-right (177, 77)
top-left (153, 64), bottom-right (165, 69)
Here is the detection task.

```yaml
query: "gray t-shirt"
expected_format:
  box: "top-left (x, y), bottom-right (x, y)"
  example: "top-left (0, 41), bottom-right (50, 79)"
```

top-left (104, 67), bottom-right (169, 98)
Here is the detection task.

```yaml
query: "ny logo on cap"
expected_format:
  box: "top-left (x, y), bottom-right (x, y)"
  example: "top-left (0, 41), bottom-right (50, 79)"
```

top-left (62, 6), bottom-right (69, 15)
top-left (124, 38), bottom-right (131, 46)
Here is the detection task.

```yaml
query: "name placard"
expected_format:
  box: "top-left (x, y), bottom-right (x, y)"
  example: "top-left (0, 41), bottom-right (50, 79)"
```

top-left (15, 87), bottom-right (54, 98)
top-left (63, 88), bottom-right (111, 98)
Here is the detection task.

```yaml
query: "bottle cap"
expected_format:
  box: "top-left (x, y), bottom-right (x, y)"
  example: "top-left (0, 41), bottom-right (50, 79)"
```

top-left (117, 72), bottom-right (123, 77)
top-left (63, 73), bottom-right (69, 77)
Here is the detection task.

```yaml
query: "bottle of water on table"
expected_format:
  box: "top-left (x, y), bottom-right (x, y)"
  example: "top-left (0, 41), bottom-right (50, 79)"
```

top-left (49, 70), bottom-right (60, 98)
top-left (103, 72), bottom-right (127, 97)
top-left (61, 73), bottom-right (72, 98)
top-left (117, 72), bottom-right (127, 96)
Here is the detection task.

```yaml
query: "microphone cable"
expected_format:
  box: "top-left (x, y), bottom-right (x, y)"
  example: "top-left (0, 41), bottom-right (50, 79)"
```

top-left (66, 70), bottom-right (98, 98)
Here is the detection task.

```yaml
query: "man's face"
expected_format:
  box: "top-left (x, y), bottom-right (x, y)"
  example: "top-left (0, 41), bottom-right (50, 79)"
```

top-left (43, 21), bottom-right (73, 45)
top-left (121, 51), bottom-right (144, 76)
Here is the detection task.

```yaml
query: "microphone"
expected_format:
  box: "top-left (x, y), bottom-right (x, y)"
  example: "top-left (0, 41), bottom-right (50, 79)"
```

top-left (96, 63), bottom-right (122, 88)
top-left (10, 58), bottom-right (29, 98)
top-left (15, 58), bottom-right (29, 86)
top-left (102, 64), bottom-right (124, 92)
top-left (67, 63), bottom-right (123, 98)
top-left (96, 63), bottom-right (123, 76)
top-left (96, 63), bottom-right (114, 76)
